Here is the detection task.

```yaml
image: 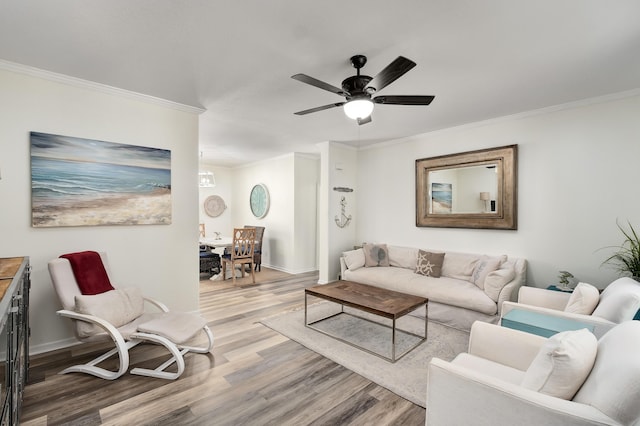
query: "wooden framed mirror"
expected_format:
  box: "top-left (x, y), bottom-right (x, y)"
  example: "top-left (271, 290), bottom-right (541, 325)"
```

top-left (416, 145), bottom-right (517, 229)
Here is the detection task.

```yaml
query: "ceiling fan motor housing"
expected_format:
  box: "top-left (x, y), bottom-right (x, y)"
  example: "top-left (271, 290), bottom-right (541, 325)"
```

top-left (342, 75), bottom-right (373, 100)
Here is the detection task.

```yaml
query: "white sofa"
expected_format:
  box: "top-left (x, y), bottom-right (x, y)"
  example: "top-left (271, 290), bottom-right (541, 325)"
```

top-left (426, 321), bottom-right (640, 425)
top-left (339, 245), bottom-right (527, 331)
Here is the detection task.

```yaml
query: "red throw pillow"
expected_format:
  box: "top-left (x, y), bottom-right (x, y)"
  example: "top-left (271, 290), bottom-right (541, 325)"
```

top-left (60, 251), bottom-right (115, 295)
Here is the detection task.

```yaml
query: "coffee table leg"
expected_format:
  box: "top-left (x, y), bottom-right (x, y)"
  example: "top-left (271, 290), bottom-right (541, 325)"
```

top-left (304, 292), bottom-right (308, 325)
top-left (392, 318), bottom-right (396, 362)
top-left (425, 302), bottom-right (428, 340)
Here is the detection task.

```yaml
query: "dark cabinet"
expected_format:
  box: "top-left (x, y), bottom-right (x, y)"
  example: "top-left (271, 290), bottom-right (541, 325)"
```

top-left (0, 257), bottom-right (30, 425)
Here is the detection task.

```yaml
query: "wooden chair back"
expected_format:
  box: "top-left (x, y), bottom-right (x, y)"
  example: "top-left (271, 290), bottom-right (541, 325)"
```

top-left (230, 227), bottom-right (256, 260)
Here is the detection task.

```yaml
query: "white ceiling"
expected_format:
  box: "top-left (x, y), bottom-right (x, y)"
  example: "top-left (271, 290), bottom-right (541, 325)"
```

top-left (2, 1), bottom-right (639, 167)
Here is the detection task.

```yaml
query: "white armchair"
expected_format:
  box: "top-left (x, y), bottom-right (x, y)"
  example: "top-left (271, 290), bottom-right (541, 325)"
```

top-left (426, 321), bottom-right (640, 426)
top-left (501, 277), bottom-right (640, 338)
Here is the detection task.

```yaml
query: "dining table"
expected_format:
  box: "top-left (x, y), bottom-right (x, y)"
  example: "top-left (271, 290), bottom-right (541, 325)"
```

top-left (199, 236), bottom-right (233, 249)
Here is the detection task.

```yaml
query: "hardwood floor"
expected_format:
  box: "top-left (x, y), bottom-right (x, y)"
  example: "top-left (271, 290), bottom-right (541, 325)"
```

top-left (22, 269), bottom-right (425, 425)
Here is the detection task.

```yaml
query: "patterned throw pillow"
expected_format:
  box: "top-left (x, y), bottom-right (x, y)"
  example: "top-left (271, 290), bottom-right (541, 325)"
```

top-left (415, 250), bottom-right (445, 278)
top-left (363, 243), bottom-right (390, 267)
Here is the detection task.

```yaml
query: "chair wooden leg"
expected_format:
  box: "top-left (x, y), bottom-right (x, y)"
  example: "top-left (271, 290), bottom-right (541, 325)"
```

top-left (251, 262), bottom-right (255, 283)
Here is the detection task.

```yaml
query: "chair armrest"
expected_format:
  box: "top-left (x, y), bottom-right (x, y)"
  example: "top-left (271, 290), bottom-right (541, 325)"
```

top-left (467, 322), bottom-right (546, 371)
top-left (427, 358), bottom-right (617, 426)
top-left (518, 286), bottom-right (571, 310)
top-left (57, 309), bottom-right (127, 345)
top-left (143, 297), bottom-right (170, 313)
top-left (501, 301), bottom-right (616, 338)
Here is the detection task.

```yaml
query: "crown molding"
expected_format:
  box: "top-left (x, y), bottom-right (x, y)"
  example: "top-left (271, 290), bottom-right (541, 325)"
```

top-left (0, 59), bottom-right (206, 115)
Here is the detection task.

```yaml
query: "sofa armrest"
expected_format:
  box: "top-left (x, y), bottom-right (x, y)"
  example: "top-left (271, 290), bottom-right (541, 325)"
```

top-left (501, 301), bottom-right (616, 338)
top-left (339, 257), bottom-right (347, 278)
top-left (518, 286), bottom-right (571, 310)
top-left (467, 321), bottom-right (546, 371)
top-left (427, 358), bottom-right (617, 426)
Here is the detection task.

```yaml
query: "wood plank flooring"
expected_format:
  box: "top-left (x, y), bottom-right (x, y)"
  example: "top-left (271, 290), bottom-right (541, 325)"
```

top-left (21, 269), bottom-right (425, 425)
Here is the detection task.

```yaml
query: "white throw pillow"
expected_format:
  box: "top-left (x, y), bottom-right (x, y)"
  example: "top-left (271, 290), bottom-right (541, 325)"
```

top-left (521, 328), bottom-right (597, 400)
top-left (564, 282), bottom-right (600, 315)
top-left (483, 267), bottom-right (516, 302)
top-left (471, 255), bottom-right (506, 289)
top-left (342, 249), bottom-right (365, 271)
top-left (592, 277), bottom-right (640, 323)
top-left (74, 287), bottom-right (145, 338)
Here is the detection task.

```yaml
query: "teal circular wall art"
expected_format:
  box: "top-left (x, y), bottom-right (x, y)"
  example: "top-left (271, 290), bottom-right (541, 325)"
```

top-left (249, 184), bottom-right (269, 219)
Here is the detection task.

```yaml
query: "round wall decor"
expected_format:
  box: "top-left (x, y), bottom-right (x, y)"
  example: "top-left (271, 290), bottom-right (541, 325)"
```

top-left (250, 183), bottom-right (269, 219)
top-left (204, 195), bottom-right (226, 217)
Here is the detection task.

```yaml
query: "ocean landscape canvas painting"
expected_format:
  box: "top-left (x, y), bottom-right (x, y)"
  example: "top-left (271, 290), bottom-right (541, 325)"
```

top-left (31, 132), bottom-right (171, 227)
top-left (431, 182), bottom-right (452, 214)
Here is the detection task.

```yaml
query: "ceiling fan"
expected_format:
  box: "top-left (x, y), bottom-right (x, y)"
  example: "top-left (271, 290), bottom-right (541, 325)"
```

top-left (291, 54), bottom-right (435, 125)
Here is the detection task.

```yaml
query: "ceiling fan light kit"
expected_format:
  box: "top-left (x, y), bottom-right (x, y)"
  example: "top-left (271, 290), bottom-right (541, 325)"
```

top-left (292, 54), bottom-right (435, 125)
top-left (343, 98), bottom-right (374, 120)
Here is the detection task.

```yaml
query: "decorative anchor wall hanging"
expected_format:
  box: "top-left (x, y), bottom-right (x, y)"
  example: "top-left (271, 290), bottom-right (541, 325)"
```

top-left (335, 196), bottom-right (352, 228)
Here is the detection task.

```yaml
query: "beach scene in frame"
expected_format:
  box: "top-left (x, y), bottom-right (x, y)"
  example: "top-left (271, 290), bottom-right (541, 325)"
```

top-left (431, 182), bottom-right (452, 214)
top-left (31, 132), bottom-right (171, 227)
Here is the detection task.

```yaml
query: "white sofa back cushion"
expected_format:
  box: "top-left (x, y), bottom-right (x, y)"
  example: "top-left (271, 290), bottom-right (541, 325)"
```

top-left (521, 328), bottom-right (597, 400)
top-left (564, 282), bottom-right (600, 315)
top-left (573, 321), bottom-right (640, 425)
top-left (387, 245), bottom-right (418, 270)
top-left (591, 277), bottom-right (640, 323)
top-left (441, 252), bottom-right (481, 281)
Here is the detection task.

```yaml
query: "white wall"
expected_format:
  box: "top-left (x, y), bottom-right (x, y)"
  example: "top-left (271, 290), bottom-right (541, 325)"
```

top-left (0, 66), bottom-right (201, 353)
top-left (318, 142), bottom-right (358, 283)
top-left (293, 154), bottom-right (320, 273)
top-left (354, 92), bottom-right (640, 288)
top-left (230, 153), bottom-right (319, 274)
top-left (198, 164), bottom-right (233, 239)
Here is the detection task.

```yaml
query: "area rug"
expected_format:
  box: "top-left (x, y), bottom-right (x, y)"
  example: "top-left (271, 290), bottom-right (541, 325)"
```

top-left (260, 302), bottom-right (469, 407)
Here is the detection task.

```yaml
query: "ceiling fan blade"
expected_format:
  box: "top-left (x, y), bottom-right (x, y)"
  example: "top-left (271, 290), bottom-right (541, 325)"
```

top-left (373, 95), bottom-right (435, 105)
top-left (294, 102), bottom-right (345, 115)
top-left (291, 74), bottom-right (347, 96)
top-left (357, 116), bottom-right (372, 126)
top-left (365, 56), bottom-right (416, 93)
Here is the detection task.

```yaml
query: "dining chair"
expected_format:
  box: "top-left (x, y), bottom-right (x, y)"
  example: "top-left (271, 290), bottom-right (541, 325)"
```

top-left (244, 225), bottom-right (265, 271)
top-left (221, 227), bottom-right (256, 284)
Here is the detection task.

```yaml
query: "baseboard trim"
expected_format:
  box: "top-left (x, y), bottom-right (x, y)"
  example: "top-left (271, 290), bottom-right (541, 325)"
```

top-left (30, 337), bottom-right (82, 356)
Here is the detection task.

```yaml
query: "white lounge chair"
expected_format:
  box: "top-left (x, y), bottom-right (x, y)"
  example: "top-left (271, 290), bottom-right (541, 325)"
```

top-left (48, 251), bottom-right (214, 380)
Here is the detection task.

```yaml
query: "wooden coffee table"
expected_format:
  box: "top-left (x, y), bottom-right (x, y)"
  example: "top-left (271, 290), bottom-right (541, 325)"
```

top-left (305, 280), bottom-right (428, 362)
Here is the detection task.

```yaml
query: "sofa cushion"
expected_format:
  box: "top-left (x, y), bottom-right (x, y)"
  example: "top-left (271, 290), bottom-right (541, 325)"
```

top-left (471, 255), bottom-right (506, 289)
top-left (592, 277), bottom-right (640, 323)
top-left (416, 250), bottom-right (445, 277)
top-left (343, 248), bottom-right (365, 271)
top-left (573, 321), bottom-right (640, 425)
top-left (521, 328), bottom-right (597, 400)
top-left (483, 267), bottom-right (516, 302)
top-left (363, 243), bottom-right (390, 267)
top-left (388, 245), bottom-right (418, 270)
top-left (564, 282), bottom-right (600, 315)
top-left (442, 252), bottom-right (481, 282)
top-left (74, 287), bottom-right (145, 339)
